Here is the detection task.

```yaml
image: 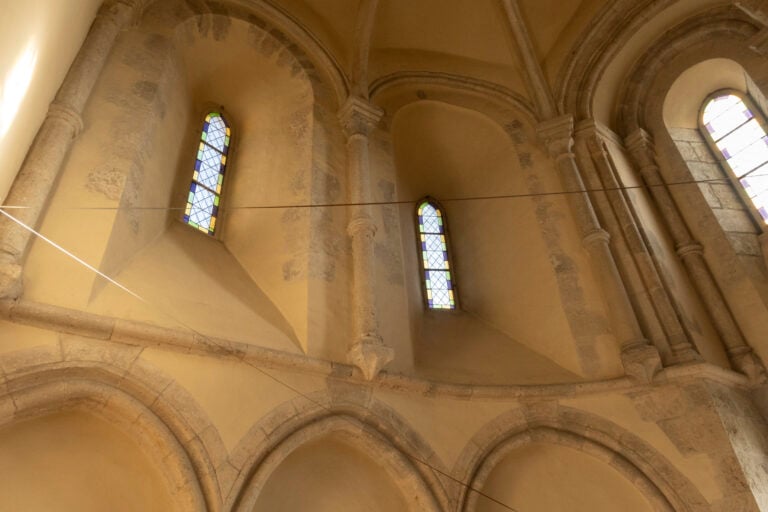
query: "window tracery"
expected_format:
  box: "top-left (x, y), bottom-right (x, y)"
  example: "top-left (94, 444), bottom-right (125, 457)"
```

top-left (701, 92), bottom-right (768, 223)
top-left (184, 112), bottom-right (231, 235)
top-left (417, 199), bottom-right (456, 310)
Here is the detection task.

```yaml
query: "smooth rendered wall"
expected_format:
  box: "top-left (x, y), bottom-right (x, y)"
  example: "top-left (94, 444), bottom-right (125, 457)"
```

top-left (0, 411), bottom-right (178, 512)
top-left (0, 0), bottom-right (102, 202)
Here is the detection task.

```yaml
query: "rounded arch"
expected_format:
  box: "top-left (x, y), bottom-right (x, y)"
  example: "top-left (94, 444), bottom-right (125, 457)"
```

top-left (137, 0), bottom-right (348, 106)
top-left (617, 8), bottom-right (760, 136)
top-left (370, 71), bottom-right (537, 134)
top-left (228, 388), bottom-right (448, 512)
top-left (454, 406), bottom-right (707, 512)
top-left (0, 344), bottom-right (224, 511)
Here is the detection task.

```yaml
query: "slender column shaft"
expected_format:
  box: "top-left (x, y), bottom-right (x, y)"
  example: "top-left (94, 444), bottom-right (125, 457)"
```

top-left (626, 128), bottom-right (766, 381)
top-left (539, 116), bottom-right (661, 380)
top-left (339, 97), bottom-right (393, 380)
top-left (346, 133), bottom-right (378, 340)
top-left (586, 131), bottom-right (699, 363)
top-left (0, 1), bottom-right (136, 298)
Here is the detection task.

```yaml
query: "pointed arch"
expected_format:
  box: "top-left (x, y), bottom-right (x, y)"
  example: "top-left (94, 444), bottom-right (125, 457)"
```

top-left (232, 414), bottom-right (443, 512)
top-left (417, 197), bottom-right (457, 310)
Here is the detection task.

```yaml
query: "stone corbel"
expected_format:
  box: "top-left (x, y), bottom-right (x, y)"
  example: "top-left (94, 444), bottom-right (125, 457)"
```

top-left (338, 96), bottom-right (384, 139)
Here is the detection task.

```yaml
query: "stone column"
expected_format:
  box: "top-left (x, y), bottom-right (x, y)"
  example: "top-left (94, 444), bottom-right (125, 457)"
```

top-left (626, 128), bottom-right (766, 382)
top-left (0, 0), bottom-right (140, 298)
top-left (338, 96), bottom-right (393, 380)
top-left (584, 128), bottom-right (700, 364)
top-left (538, 115), bottom-right (661, 381)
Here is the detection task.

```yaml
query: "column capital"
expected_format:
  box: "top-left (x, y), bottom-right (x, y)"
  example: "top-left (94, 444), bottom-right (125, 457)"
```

top-left (338, 96), bottom-right (383, 138)
top-left (537, 115), bottom-right (575, 159)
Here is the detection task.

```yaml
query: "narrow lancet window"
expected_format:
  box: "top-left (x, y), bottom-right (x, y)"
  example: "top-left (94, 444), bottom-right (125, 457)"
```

top-left (417, 199), bottom-right (456, 310)
top-left (184, 112), bottom-right (231, 235)
top-left (701, 93), bottom-right (768, 223)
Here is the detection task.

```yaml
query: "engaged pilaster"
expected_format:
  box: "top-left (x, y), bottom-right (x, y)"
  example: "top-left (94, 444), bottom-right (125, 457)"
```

top-left (583, 126), bottom-right (699, 364)
top-left (538, 116), bottom-right (661, 382)
top-left (338, 97), bottom-right (394, 380)
top-left (0, 0), bottom-right (140, 299)
top-left (626, 128), bottom-right (766, 383)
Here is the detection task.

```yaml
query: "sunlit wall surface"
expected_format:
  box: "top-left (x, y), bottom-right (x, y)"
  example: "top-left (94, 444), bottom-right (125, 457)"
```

top-left (0, 0), bottom-right (102, 202)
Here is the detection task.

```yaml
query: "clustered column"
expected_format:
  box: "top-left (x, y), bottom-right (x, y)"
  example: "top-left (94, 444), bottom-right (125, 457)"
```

top-left (538, 115), bottom-right (662, 381)
top-left (338, 97), bottom-right (394, 380)
top-left (626, 128), bottom-right (766, 382)
top-left (0, 0), bottom-right (141, 298)
top-left (584, 130), bottom-right (700, 364)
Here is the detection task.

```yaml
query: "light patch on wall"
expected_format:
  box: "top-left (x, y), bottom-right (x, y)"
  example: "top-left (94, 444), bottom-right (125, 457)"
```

top-left (0, 43), bottom-right (38, 139)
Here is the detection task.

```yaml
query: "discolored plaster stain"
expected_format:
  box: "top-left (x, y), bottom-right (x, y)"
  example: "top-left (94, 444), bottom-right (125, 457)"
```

top-left (132, 81), bottom-right (158, 102)
top-left (85, 167), bottom-right (126, 201)
top-left (282, 259), bottom-right (302, 281)
top-left (529, 173), bottom-right (603, 376)
top-left (375, 240), bottom-right (404, 285)
top-left (505, 119), bottom-right (527, 145)
top-left (517, 152), bottom-right (533, 169)
top-left (312, 170), bottom-right (340, 203)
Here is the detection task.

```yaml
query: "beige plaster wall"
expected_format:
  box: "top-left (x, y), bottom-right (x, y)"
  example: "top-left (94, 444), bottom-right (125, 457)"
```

top-left (477, 442), bottom-right (653, 512)
top-left (389, 100), bottom-right (618, 381)
top-left (0, 0), bottom-right (102, 202)
top-left (254, 434), bottom-right (410, 512)
top-left (0, 410), bottom-right (177, 512)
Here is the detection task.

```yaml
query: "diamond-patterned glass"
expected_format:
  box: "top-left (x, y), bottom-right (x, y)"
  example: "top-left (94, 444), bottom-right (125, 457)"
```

top-left (702, 94), bottom-right (768, 224)
top-left (185, 112), bottom-right (231, 235)
top-left (418, 200), bottom-right (455, 309)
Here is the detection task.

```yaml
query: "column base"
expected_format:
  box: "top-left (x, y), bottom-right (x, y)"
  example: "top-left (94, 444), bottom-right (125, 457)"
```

top-left (0, 261), bottom-right (22, 300)
top-left (347, 336), bottom-right (394, 381)
top-left (621, 342), bottom-right (662, 383)
top-left (667, 343), bottom-right (702, 365)
top-left (729, 347), bottom-right (767, 384)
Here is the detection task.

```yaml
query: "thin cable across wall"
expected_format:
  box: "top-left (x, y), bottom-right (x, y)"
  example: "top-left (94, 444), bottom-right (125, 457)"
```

top-left (0, 206), bottom-right (522, 512)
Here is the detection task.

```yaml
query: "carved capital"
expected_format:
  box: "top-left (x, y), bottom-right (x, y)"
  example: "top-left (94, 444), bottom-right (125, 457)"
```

top-left (347, 337), bottom-right (394, 380)
top-left (100, 0), bottom-right (141, 28)
top-left (728, 346), bottom-right (767, 384)
top-left (48, 102), bottom-right (84, 138)
top-left (625, 128), bottom-right (656, 168)
top-left (338, 96), bottom-right (383, 138)
top-left (537, 115), bottom-right (575, 159)
top-left (621, 342), bottom-right (662, 383)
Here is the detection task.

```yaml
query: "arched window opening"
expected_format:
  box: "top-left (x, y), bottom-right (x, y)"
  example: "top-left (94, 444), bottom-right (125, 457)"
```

top-left (417, 199), bottom-right (456, 310)
top-left (701, 92), bottom-right (768, 224)
top-left (184, 112), bottom-right (231, 235)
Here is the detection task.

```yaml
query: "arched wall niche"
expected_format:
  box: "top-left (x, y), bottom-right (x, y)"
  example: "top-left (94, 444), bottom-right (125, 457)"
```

top-left (373, 79), bottom-right (622, 384)
top-left (23, 0), bottom-right (353, 363)
top-left (231, 413), bottom-right (445, 512)
top-left (454, 406), bottom-right (706, 512)
top-left (0, 349), bottom-right (222, 511)
top-left (556, 0), bottom-right (737, 123)
top-left (0, 409), bottom-right (180, 512)
top-left (612, 15), bottom-right (768, 369)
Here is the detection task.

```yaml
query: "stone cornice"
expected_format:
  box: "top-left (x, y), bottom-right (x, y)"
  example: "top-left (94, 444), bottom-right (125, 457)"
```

top-left (0, 298), bottom-right (753, 400)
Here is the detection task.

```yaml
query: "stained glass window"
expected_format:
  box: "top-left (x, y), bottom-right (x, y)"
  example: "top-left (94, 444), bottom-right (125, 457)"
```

top-left (417, 199), bottom-right (456, 310)
top-left (702, 93), bottom-right (768, 223)
top-left (184, 112), bottom-right (231, 235)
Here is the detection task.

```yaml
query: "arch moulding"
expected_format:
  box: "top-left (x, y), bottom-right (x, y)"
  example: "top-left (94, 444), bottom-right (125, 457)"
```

top-left (454, 405), bottom-right (707, 512)
top-left (0, 342), bottom-right (225, 512)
